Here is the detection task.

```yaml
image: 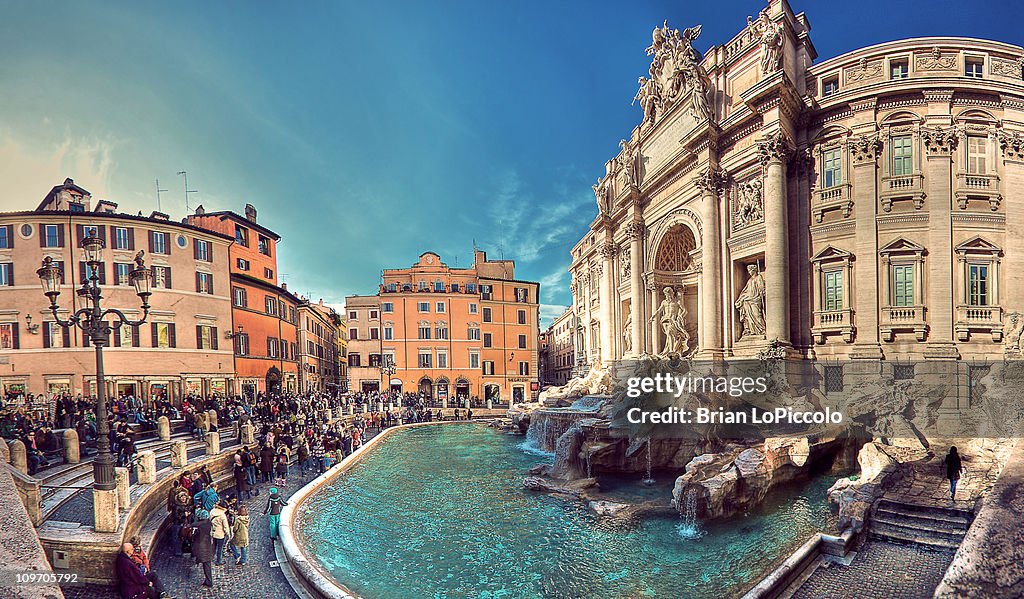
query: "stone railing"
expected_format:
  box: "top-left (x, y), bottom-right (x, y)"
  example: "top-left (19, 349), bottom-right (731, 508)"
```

top-left (880, 305), bottom-right (928, 342)
top-left (954, 304), bottom-right (1003, 342)
top-left (811, 308), bottom-right (855, 344)
top-left (812, 183), bottom-right (853, 222)
top-left (954, 172), bottom-right (1001, 210)
top-left (879, 173), bottom-right (925, 212)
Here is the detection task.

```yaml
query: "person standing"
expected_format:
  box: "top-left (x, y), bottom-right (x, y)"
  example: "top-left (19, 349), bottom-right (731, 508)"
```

top-left (945, 446), bottom-right (964, 500)
top-left (191, 510), bottom-right (215, 589)
top-left (263, 488), bottom-right (288, 540)
top-left (230, 505), bottom-right (250, 565)
top-left (210, 501), bottom-right (230, 566)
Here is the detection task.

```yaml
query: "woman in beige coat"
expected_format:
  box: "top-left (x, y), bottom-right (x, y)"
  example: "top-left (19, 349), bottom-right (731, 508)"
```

top-left (230, 505), bottom-right (251, 565)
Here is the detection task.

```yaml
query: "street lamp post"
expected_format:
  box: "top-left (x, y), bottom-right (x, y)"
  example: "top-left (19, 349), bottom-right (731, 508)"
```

top-left (379, 355), bottom-right (396, 411)
top-left (36, 234), bottom-right (153, 530)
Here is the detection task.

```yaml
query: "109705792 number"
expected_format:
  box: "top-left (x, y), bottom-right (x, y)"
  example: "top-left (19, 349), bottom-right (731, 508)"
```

top-left (0, 571), bottom-right (80, 586)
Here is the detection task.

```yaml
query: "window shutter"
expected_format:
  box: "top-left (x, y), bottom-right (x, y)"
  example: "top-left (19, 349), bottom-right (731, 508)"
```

top-left (97, 225), bottom-right (106, 245)
top-left (83, 330), bottom-right (90, 347)
top-left (98, 263), bottom-right (106, 285)
top-left (79, 261), bottom-right (87, 284)
top-left (208, 273), bottom-right (214, 294)
top-left (166, 267), bottom-right (172, 289)
top-left (109, 225), bottom-right (117, 247)
top-left (5, 263), bottom-right (12, 286)
top-left (151, 322), bottom-right (159, 347)
top-left (132, 325), bottom-right (140, 347)
top-left (5, 225), bottom-right (12, 248)
top-left (11, 323), bottom-right (18, 349)
top-left (195, 272), bottom-right (201, 293)
top-left (57, 224), bottom-right (65, 247)
top-left (113, 325), bottom-right (121, 347)
top-left (39, 223), bottom-right (46, 247)
top-left (168, 323), bottom-right (176, 348)
top-left (196, 325), bottom-right (203, 349)
top-left (42, 322), bottom-right (51, 348)
top-left (193, 240), bottom-right (200, 260)
top-left (127, 228), bottom-right (135, 250)
top-left (211, 327), bottom-right (218, 350)
top-left (62, 326), bottom-right (71, 348)
top-left (149, 231), bottom-right (155, 254)
top-left (76, 224), bottom-right (85, 246)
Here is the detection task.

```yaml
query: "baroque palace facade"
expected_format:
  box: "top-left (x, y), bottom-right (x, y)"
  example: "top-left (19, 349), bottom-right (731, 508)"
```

top-left (346, 249), bottom-right (540, 403)
top-left (570, 0), bottom-right (1024, 375)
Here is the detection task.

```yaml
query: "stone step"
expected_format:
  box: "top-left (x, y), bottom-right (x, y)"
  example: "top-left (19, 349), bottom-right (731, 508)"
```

top-left (876, 498), bottom-right (974, 520)
top-left (876, 503), bottom-right (972, 528)
top-left (39, 432), bottom-right (198, 486)
top-left (869, 522), bottom-right (963, 550)
top-left (871, 513), bottom-right (969, 538)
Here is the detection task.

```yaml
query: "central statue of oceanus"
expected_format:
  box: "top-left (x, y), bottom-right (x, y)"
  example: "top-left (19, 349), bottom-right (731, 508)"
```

top-left (649, 286), bottom-right (689, 356)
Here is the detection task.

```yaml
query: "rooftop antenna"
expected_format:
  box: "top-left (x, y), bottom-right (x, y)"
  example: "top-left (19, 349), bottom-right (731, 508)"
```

top-left (176, 170), bottom-right (198, 213)
top-left (155, 179), bottom-right (168, 212)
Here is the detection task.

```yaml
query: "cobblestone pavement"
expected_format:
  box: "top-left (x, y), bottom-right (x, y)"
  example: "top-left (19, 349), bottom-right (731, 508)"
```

top-left (792, 541), bottom-right (955, 599)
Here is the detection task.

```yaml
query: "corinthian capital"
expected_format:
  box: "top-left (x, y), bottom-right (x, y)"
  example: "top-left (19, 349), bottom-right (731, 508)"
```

top-left (921, 125), bottom-right (960, 155)
top-left (757, 131), bottom-right (795, 165)
top-left (694, 166), bottom-right (728, 195)
top-left (624, 221), bottom-right (647, 241)
top-left (598, 242), bottom-right (619, 259)
top-left (848, 134), bottom-right (883, 165)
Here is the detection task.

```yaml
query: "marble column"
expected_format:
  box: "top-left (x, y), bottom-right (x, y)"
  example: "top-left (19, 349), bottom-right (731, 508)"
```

top-left (758, 132), bottom-right (794, 345)
top-left (696, 167), bottom-right (726, 356)
top-left (598, 242), bottom-right (618, 363)
top-left (627, 222), bottom-right (646, 356)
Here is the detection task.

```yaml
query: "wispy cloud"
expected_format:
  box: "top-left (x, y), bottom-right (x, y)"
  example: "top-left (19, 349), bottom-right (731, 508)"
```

top-left (0, 129), bottom-right (121, 205)
top-left (540, 303), bottom-right (571, 328)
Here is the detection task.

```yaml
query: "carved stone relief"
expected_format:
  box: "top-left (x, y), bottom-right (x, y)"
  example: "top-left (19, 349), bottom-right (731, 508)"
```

top-left (733, 178), bottom-right (764, 230)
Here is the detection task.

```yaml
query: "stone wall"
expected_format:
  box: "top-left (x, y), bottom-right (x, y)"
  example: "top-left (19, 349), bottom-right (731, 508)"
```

top-left (0, 464), bottom-right (63, 598)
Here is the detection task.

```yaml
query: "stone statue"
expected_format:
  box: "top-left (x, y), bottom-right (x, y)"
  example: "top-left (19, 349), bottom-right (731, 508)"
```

top-left (134, 250), bottom-right (146, 269)
top-left (592, 177), bottom-right (612, 214)
top-left (735, 264), bottom-right (766, 338)
top-left (633, 76), bottom-right (662, 127)
top-left (754, 9), bottom-right (783, 74)
top-left (618, 139), bottom-right (640, 188)
top-left (1005, 311), bottom-right (1024, 354)
top-left (734, 178), bottom-right (764, 228)
top-left (622, 309), bottom-right (633, 354)
top-left (649, 287), bottom-right (689, 355)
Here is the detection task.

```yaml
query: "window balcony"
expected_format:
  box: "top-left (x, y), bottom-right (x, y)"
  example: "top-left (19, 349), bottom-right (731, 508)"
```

top-left (954, 305), bottom-right (1003, 342)
top-left (880, 305), bottom-right (928, 342)
top-left (812, 308), bottom-right (855, 344)
top-left (813, 183), bottom-right (853, 223)
top-left (954, 173), bottom-right (1001, 210)
top-left (880, 173), bottom-right (925, 212)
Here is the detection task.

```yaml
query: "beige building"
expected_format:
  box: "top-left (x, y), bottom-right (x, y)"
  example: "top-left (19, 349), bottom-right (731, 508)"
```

top-left (570, 0), bottom-right (1024, 397)
top-left (540, 307), bottom-right (577, 386)
top-left (0, 178), bottom-right (235, 401)
top-left (297, 298), bottom-right (343, 392)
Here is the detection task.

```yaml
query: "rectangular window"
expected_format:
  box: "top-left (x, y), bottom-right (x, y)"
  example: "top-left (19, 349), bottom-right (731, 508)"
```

top-left (436, 302), bottom-right (445, 313)
top-left (434, 281), bottom-right (444, 292)
top-left (468, 327), bottom-right (480, 341)
top-left (233, 287), bottom-right (247, 307)
top-left (382, 302), bottom-right (394, 313)
top-left (154, 323), bottom-right (171, 348)
top-left (483, 332), bottom-right (492, 348)
top-left (349, 311), bottom-right (357, 320)
top-left (467, 283), bottom-right (477, 294)
top-left (152, 266), bottom-right (171, 289)
top-left (0, 225), bottom-right (10, 249)
top-left (965, 58), bottom-right (984, 78)
top-left (893, 364), bottom-right (915, 380)
top-left (198, 325), bottom-right (214, 350)
top-left (44, 224), bottom-right (61, 248)
top-left (437, 352), bottom-right (448, 369)
top-left (349, 353), bottom-right (361, 367)
top-left (258, 235), bottom-right (271, 256)
top-left (824, 365), bottom-right (844, 393)
top-left (519, 361), bottom-right (529, 376)
top-left (418, 352), bottom-right (432, 368)
top-left (823, 148), bottom-right (842, 188)
top-left (481, 285), bottom-right (492, 300)
top-left (194, 239), bottom-right (211, 262)
top-left (470, 352), bottom-right (480, 369)
top-left (892, 135), bottom-right (913, 176)
top-left (151, 231), bottom-right (168, 255)
top-left (518, 334), bottom-right (527, 349)
top-left (968, 263), bottom-right (990, 306)
top-left (469, 303), bottom-right (478, 314)
top-left (418, 281), bottom-right (428, 291)
top-left (418, 302), bottom-right (429, 312)
top-left (515, 288), bottom-right (528, 303)
top-left (370, 327), bottom-right (379, 340)
top-left (368, 353), bottom-right (382, 367)
top-left (451, 283), bottom-right (460, 292)
top-left (114, 263), bottom-right (132, 286)
top-left (892, 264), bottom-right (914, 307)
top-left (822, 77), bottom-right (839, 97)
top-left (419, 326), bottom-right (431, 340)
top-left (236, 258), bottom-right (250, 271)
top-left (235, 333), bottom-right (248, 355)
top-left (890, 59), bottom-right (908, 80)
top-left (483, 307), bottom-right (492, 323)
top-left (823, 270), bottom-right (843, 311)
top-left (349, 328), bottom-right (358, 340)
top-left (482, 360), bottom-right (494, 375)
top-left (265, 296), bottom-right (278, 316)
top-left (386, 283), bottom-right (397, 292)
top-left (967, 136), bottom-right (987, 174)
top-left (384, 326), bottom-right (393, 340)
top-left (370, 310), bottom-right (378, 319)
top-left (0, 323), bottom-right (17, 349)
top-left (267, 337), bottom-right (279, 358)
top-left (436, 326), bottom-right (448, 340)
top-left (518, 310), bottom-right (527, 325)
top-left (235, 225), bottom-right (249, 247)
top-left (0, 263), bottom-right (11, 286)
top-left (196, 272), bottom-right (214, 294)
top-left (114, 227), bottom-right (131, 250)
top-left (264, 267), bottom-right (274, 279)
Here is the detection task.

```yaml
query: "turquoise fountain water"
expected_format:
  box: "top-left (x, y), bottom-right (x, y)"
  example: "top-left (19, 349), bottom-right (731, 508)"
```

top-left (297, 424), bottom-right (838, 599)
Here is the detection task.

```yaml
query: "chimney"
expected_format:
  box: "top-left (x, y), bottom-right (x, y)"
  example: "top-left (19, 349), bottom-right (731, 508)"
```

top-left (281, 282), bottom-right (288, 291)
top-left (244, 203), bottom-right (257, 223)
top-left (195, 204), bottom-right (205, 216)
top-left (149, 211), bottom-right (170, 221)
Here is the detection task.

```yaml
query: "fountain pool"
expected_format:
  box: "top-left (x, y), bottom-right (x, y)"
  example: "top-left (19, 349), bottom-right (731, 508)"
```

top-left (296, 424), bottom-right (838, 599)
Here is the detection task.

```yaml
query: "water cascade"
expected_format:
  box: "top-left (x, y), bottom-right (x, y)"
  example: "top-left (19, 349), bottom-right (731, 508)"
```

top-left (642, 438), bottom-right (656, 486)
top-left (677, 488), bottom-right (701, 539)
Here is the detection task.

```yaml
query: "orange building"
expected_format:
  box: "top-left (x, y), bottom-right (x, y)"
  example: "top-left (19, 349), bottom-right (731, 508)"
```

top-left (346, 249), bottom-right (540, 404)
top-left (188, 204), bottom-right (299, 397)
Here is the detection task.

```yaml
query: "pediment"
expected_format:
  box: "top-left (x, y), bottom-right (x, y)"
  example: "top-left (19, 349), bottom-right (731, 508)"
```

top-left (879, 237), bottom-right (925, 255)
top-left (810, 245), bottom-right (853, 263)
top-left (954, 236), bottom-right (1002, 255)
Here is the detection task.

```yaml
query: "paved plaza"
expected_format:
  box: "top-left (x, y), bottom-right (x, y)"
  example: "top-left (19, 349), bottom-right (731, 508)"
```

top-left (792, 541), bottom-right (955, 599)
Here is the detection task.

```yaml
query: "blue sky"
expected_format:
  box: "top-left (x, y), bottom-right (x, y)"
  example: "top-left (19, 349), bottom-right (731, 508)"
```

top-left (1, 0), bottom-right (1021, 326)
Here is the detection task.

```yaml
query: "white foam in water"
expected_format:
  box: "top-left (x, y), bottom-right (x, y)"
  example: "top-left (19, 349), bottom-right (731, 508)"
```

top-left (518, 440), bottom-right (555, 458)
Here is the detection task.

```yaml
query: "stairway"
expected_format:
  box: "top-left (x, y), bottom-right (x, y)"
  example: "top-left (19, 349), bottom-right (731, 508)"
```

top-left (869, 498), bottom-right (973, 550)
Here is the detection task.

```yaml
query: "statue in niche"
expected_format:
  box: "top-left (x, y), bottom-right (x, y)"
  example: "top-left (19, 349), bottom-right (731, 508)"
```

top-left (622, 309), bottom-right (633, 355)
top-left (734, 178), bottom-right (764, 228)
top-left (736, 264), bottom-right (767, 338)
top-left (649, 287), bottom-right (689, 356)
top-left (753, 9), bottom-right (783, 74)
